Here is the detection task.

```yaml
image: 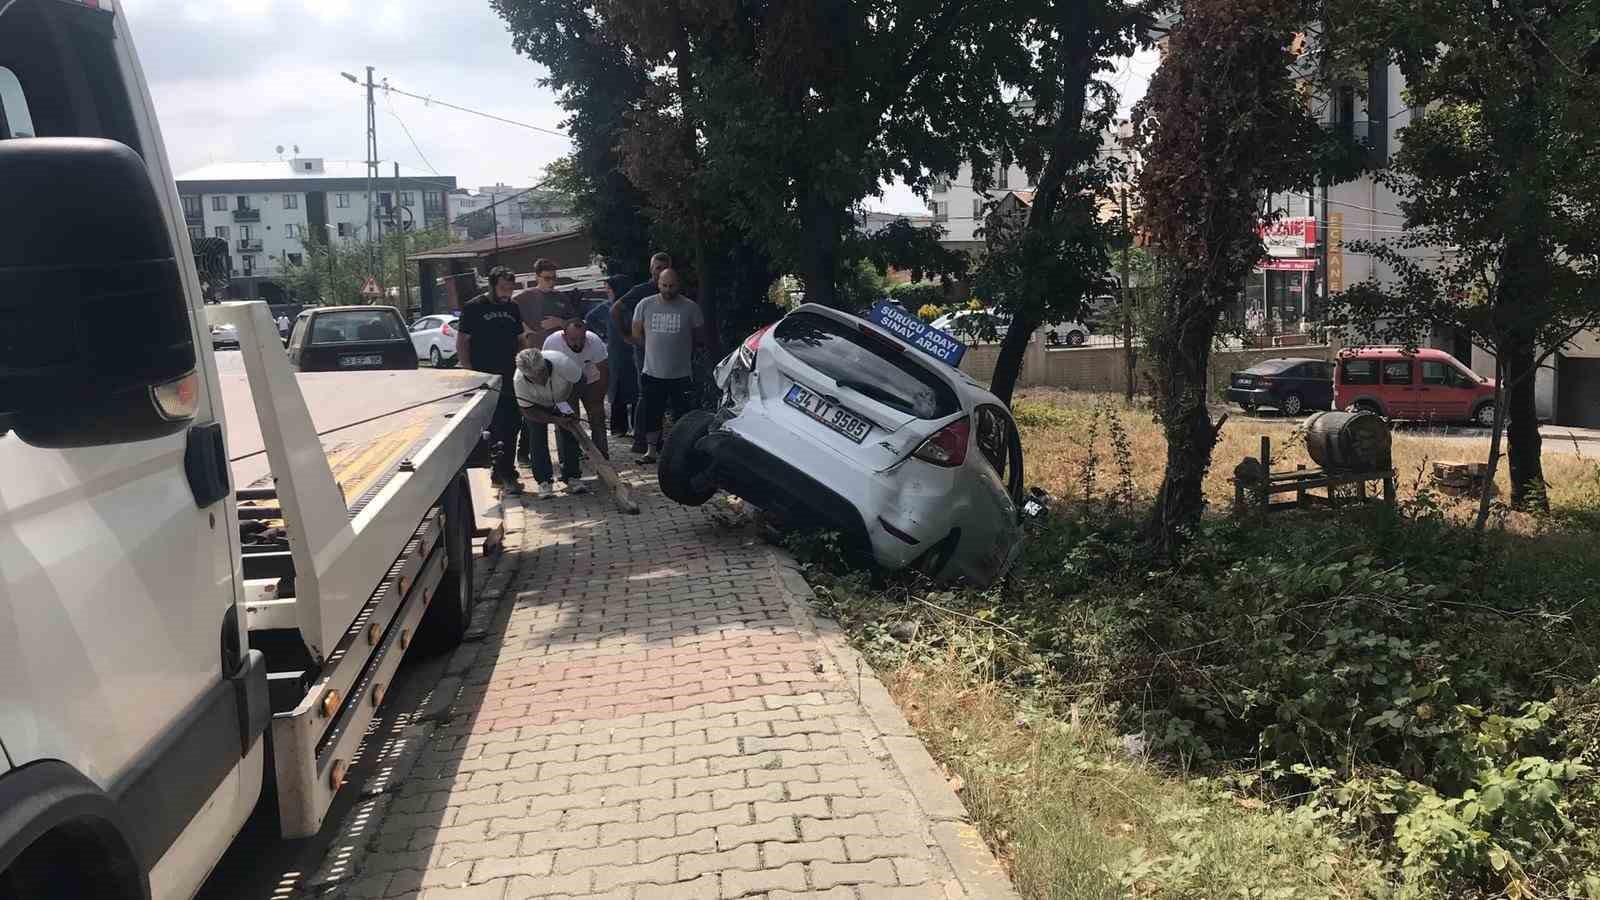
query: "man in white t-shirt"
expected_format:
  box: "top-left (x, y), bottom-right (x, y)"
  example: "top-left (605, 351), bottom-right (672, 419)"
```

top-left (513, 348), bottom-right (587, 498)
top-left (542, 321), bottom-right (610, 458)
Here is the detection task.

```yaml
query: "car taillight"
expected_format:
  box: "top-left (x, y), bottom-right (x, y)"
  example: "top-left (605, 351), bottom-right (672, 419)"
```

top-left (913, 416), bottom-right (969, 467)
top-left (739, 324), bottom-right (774, 367)
top-left (441, 321), bottom-right (455, 337)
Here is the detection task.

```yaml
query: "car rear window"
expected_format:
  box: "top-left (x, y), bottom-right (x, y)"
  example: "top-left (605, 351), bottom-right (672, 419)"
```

top-left (773, 312), bottom-right (960, 419)
top-left (312, 309), bottom-right (406, 344)
top-left (1243, 359), bottom-right (1304, 375)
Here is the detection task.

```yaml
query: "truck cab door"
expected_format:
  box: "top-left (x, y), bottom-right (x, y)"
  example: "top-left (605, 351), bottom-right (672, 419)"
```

top-left (0, 2), bottom-right (260, 892)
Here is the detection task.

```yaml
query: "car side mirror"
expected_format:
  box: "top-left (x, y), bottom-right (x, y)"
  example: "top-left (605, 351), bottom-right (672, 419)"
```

top-left (0, 138), bottom-right (198, 447)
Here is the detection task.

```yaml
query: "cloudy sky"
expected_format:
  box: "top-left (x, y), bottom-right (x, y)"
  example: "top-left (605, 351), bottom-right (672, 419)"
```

top-left (123, 0), bottom-right (1152, 215)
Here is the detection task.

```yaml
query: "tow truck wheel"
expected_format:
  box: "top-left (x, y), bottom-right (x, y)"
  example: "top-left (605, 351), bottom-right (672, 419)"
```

top-left (659, 411), bottom-right (718, 506)
top-left (418, 474), bottom-right (474, 652)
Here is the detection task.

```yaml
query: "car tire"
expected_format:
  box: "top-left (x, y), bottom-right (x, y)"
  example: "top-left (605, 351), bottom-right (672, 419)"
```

top-left (429, 346), bottom-right (443, 368)
top-left (659, 410), bottom-right (718, 507)
top-left (417, 474), bottom-right (474, 653)
top-left (1473, 401), bottom-right (1496, 428)
top-left (1241, 399), bottom-right (1257, 414)
top-left (1281, 392), bottom-right (1304, 416)
top-left (1066, 330), bottom-right (1086, 347)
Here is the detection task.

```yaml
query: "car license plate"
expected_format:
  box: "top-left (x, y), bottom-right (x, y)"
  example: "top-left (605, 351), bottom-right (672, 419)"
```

top-left (784, 383), bottom-right (871, 443)
top-left (341, 354), bottom-right (384, 368)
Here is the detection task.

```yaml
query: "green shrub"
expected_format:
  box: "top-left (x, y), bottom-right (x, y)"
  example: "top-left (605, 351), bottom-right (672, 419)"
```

top-left (888, 281), bottom-right (946, 313)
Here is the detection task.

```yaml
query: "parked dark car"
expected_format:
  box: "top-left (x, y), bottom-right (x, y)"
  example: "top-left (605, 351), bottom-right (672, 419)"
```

top-left (1227, 357), bottom-right (1333, 416)
top-left (286, 306), bottom-right (419, 372)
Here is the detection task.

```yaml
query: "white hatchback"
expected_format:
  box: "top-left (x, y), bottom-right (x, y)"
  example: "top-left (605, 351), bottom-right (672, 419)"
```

top-left (409, 314), bottom-right (459, 367)
top-left (931, 307), bottom-right (1092, 347)
top-left (658, 304), bottom-right (1025, 585)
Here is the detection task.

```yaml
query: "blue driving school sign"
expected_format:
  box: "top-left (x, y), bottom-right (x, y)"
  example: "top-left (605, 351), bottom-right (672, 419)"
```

top-left (866, 302), bottom-right (967, 367)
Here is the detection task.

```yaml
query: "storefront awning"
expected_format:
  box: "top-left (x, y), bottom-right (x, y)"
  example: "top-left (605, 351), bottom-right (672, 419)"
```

top-left (1259, 258), bottom-right (1317, 271)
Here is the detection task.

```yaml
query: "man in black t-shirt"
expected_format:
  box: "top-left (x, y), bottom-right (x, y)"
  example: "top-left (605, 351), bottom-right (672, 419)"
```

top-left (457, 266), bottom-right (526, 494)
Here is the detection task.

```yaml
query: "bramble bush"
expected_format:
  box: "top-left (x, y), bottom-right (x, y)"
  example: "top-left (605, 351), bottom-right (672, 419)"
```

top-left (800, 484), bottom-right (1600, 896)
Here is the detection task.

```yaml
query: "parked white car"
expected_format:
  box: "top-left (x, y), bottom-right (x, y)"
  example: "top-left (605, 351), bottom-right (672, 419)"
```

top-left (931, 307), bottom-right (1091, 347)
top-left (410, 314), bottom-right (459, 367)
top-left (209, 322), bottom-right (239, 349)
top-left (658, 304), bottom-right (1025, 585)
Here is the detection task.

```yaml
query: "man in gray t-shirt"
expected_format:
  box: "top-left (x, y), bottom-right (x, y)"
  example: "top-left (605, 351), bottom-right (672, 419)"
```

top-left (629, 268), bottom-right (706, 462)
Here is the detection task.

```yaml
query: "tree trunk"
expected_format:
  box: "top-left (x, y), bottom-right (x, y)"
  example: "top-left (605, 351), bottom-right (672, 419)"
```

top-left (797, 191), bottom-right (842, 310)
top-left (1501, 338), bottom-right (1546, 509)
top-left (1144, 296), bottom-right (1223, 553)
top-left (989, 309), bottom-right (1038, 406)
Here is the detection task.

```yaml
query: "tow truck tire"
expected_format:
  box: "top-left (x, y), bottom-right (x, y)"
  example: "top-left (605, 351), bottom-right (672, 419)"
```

top-left (418, 474), bottom-right (474, 652)
top-left (659, 411), bottom-right (718, 506)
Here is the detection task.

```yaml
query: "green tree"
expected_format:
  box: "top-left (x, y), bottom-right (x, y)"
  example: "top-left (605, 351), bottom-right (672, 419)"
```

top-left (282, 226), bottom-right (452, 309)
top-left (1133, 0), bottom-right (1345, 551)
top-left (972, 0), bottom-right (1158, 405)
top-left (1324, 0), bottom-right (1600, 513)
top-left (460, 209), bottom-right (497, 241)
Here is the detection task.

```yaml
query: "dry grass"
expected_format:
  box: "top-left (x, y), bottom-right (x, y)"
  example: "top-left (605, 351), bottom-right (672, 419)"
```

top-left (1014, 388), bottom-right (1600, 531)
top-left (889, 656), bottom-right (1388, 900)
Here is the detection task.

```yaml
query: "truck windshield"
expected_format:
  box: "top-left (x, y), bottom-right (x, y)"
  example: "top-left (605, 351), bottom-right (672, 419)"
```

top-left (773, 312), bottom-right (959, 419)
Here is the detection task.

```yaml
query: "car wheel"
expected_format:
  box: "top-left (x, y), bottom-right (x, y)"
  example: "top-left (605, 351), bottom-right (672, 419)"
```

top-left (1066, 330), bottom-right (1086, 347)
top-left (658, 410), bottom-right (718, 506)
top-left (417, 474), bottom-right (474, 653)
top-left (1241, 399), bottom-right (1257, 414)
top-left (1473, 402), bottom-right (1496, 427)
top-left (1281, 392), bottom-right (1304, 416)
top-left (429, 345), bottom-right (443, 368)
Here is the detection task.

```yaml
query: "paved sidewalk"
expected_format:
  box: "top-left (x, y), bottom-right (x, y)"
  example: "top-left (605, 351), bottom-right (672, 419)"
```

top-left (324, 467), bottom-right (1016, 900)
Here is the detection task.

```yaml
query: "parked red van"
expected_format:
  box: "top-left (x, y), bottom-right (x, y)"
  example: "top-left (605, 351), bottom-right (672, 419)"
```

top-left (1335, 348), bottom-right (1497, 425)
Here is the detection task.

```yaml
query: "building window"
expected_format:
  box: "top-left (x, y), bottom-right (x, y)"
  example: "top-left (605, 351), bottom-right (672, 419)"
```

top-left (283, 223), bottom-right (300, 239)
top-left (337, 222), bottom-right (353, 237)
top-left (400, 191), bottom-right (415, 207)
top-left (996, 162), bottom-right (1009, 190)
top-left (336, 192), bottom-right (350, 208)
top-left (239, 224), bottom-right (252, 241)
top-left (288, 252), bottom-right (304, 266)
top-left (424, 191), bottom-right (444, 214)
top-left (241, 254), bottom-right (254, 275)
top-left (972, 198), bottom-right (984, 220)
top-left (212, 196), bottom-right (227, 211)
top-left (214, 225), bottom-right (230, 240)
top-left (284, 193), bottom-right (299, 209)
top-left (235, 195), bottom-right (252, 211)
top-left (188, 225), bottom-right (204, 241)
top-left (932, 176), bottom-right (949, 195)
top-left (181, 195), bottom-right (203, 217)
top-left (930, 200), bottom-right (949, 222)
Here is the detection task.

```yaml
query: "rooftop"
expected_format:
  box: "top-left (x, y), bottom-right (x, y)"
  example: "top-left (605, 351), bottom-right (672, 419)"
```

top-left (407, 226), bottom-right (590, 261)
top-left (176, 159), bottom-right (443, 183)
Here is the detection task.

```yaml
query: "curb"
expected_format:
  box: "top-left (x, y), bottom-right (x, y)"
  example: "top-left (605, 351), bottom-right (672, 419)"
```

top-left (770, 553), bottom-right (1023, 900)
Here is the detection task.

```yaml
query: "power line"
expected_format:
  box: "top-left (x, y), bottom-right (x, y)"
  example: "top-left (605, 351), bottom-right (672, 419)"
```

top-left (357, 78), bottom-right (570, 141)
top-left (386, 93), bottom-right (439, 176)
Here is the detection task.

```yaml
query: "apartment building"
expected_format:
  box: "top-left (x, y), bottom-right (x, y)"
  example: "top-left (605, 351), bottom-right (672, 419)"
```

top-left (445, 185), bottom-right (579, 240)
top-left (176, 157), bottom-right (456, 301)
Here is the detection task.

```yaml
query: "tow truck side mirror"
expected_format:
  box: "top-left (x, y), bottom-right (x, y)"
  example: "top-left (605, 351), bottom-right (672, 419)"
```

top-left (0, 138), bottom-right (198, 447)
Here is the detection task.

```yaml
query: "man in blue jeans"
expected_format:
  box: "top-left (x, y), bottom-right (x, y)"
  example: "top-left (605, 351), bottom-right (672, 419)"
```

top-left (513, 348), bottom-right (588, 499)
top-left (630, 268), bottom-right (708, 463)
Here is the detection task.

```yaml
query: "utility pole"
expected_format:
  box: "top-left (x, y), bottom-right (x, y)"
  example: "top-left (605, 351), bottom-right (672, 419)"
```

top-left (363, 65), bottom-right (381, 290)
top-left (1120, 186), bottom-right (1135, 407)
top-left (395, 162), bottom-right (412, 317)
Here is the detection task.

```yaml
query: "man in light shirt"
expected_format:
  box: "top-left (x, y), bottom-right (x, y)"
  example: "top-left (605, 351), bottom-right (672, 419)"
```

top-left (542, 321), bottom-right (610, 458)
top-left (630, 268), bottom-right (707, 463)
top-left (513, 348), bottom-right (587, 499)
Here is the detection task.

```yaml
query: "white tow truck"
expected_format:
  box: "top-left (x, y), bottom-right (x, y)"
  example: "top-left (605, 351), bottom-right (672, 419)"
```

top-left (0, 2), bottom-right (498, 897)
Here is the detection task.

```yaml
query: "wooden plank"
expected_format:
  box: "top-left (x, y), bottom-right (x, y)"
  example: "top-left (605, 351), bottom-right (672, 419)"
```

top-left (561, 421), bottom-right (641, 515)
top-left (467, 467), bottom-right (504, 558)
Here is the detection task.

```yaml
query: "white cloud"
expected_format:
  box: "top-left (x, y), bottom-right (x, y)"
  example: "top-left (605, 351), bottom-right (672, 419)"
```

top-left (121, 0), bottom-right (570, 190)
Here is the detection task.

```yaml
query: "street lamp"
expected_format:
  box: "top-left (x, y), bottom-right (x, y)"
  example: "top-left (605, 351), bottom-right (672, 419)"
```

top-left (340, 72), bottom-right (359, 84)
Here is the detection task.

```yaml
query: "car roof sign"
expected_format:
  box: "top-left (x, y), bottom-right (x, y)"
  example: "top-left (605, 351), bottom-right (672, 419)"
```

top-left (866, 301), bottom-right (967, 367)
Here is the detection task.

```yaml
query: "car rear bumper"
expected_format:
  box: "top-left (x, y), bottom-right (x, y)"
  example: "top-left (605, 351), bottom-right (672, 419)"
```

top-left (1228, 386), bottom-right (1275, 407)
top-left (702, 415), bottom-right (936, 570)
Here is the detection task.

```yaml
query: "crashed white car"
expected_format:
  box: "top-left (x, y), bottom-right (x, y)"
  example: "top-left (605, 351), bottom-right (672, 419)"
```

top-left (658, 304), bottom-right (1025, 585)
